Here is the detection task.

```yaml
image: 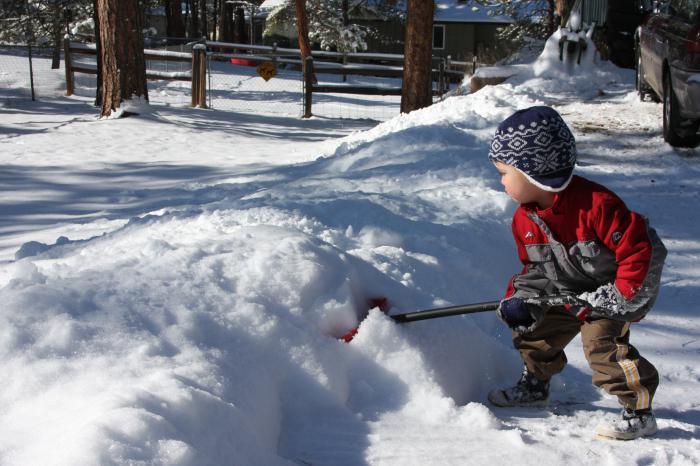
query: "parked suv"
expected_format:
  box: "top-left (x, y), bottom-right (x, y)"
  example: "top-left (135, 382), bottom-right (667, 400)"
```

top-left (635, 0), bottom-right (700, 147)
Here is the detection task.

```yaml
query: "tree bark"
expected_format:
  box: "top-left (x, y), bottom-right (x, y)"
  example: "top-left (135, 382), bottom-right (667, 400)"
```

top-left (219, 0), bottom-right (234, 42)
top-left (212, 0), bottom-right (219, 40)
top-left (234, 7), bottom-right (246, 43)
top-left (401, 0), bottom-right (434, 114)
top-left (51, 2), bottom-right (63, 69)
top-left (165, 0), bottom-right (186, 38)
top-left (188, 0), bottom-right (200, 38)
top-left (93, 0), bottom-right (103, 107)
top-left (96, 0), bottom-right (148, 117)
top-left (342, 0), bottom-right (349, 27)
top-left (295, 0), bottom-right (312, 60)
top-left (546, 0), bottom-right (557, 36)
top-left (295, 0), bottom-right (315, 83)
top-left (557, 0), bottom-right (576, 27)
top-left (200, 0), bottom-right (208, 39)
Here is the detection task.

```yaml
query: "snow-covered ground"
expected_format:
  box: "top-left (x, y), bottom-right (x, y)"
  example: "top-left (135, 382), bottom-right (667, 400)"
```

top-left (1, 41), bottom-right (699, 466)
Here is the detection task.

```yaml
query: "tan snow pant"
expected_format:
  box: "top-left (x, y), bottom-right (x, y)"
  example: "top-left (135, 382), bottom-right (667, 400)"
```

top-left (513, 306), bottom-right (659, 411)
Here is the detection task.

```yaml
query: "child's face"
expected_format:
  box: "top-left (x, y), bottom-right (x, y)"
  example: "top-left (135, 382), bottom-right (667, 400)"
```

top-left (494, 162), bottom-right (544, 205)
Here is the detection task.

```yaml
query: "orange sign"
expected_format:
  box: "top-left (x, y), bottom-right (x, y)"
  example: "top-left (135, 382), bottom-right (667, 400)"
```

top-left (257, 61), bottom-right (277, 81)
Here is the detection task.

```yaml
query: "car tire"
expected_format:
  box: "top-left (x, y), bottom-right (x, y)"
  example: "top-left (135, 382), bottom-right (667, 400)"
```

top-left (635, 45), bottom-right (657, 102)
top-left (663, 70), bottom-right (700, 148)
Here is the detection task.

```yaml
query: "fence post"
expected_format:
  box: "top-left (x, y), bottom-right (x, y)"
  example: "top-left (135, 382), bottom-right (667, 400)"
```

top-left (272, 42), bottom-right (278, 66)
top-left (197, 45), bottom-right (207, 108)
top-left (342, 51), bottom-right (347, 83)
top-left (191, 44), bottom-right (207, 107)
top-left (63, 35), bottom-right (74, 96)
top-left (438, 58), bottom-right (445, 96)
top-left (191, 46), bottom-right (200, 107)
top-left (303, 56), bottom-right (314, 118)
top-left (472, 55), bottom-right (477, 75)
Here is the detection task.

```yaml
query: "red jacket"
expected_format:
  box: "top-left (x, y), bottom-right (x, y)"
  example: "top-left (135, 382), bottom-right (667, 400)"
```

top-left (506, 175), bottom-right (666, 321)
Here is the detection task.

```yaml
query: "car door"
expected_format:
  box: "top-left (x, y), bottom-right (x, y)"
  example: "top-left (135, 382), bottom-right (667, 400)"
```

top-left (666, 0), bottom-right (695, 71)
top-left (640, 4), bottom-right (667, 93)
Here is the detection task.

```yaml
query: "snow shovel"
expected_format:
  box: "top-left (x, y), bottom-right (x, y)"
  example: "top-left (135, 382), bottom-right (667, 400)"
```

top-left (339, 294), bottom-right (586, 342)
top-left (339, 298), bottom-right (499, 342)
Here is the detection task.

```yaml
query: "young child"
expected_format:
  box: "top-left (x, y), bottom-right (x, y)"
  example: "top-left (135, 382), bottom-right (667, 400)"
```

top-left (486, 106), bottom-right (667, 440)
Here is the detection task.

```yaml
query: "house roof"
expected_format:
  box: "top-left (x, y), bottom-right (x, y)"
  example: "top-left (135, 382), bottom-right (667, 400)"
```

top-left (259, 0), bottom-right (285, 13)
top-left (259, 0), bottom-right (514, 24)
top-left (434, 1), bottom-right (514, 24)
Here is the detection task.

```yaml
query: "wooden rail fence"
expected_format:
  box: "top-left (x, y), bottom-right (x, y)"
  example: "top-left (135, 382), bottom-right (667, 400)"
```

top-left (64, 38), bottom-right (476, 117)
top-left (63, 38), bottom-right (208, 108)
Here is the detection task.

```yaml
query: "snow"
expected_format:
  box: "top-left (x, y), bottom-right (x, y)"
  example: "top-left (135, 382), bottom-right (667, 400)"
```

top-left (434, 0), bottom-right (514, 24)
top-left (1, 40), bottom-right (700, 466)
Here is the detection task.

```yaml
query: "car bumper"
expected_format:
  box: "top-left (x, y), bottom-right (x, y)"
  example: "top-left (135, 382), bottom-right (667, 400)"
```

top-left (671, 66), bottom-right (700, 120)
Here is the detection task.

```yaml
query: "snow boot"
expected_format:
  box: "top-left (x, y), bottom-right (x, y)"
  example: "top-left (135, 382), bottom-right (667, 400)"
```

top-left (595, 408), bottom-right (657, 440)
top-left (488, 366), bottom-right (550, 408)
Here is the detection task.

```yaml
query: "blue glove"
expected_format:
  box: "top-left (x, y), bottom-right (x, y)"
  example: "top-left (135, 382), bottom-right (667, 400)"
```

top-left (497, 297), bottom-right (535, 330)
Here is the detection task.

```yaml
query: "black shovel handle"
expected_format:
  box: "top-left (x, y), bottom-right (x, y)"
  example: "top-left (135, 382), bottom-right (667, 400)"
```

top-left (390, 300), bottom-right (500, 323)
top-left (388, 294), bottom-right (585, 324)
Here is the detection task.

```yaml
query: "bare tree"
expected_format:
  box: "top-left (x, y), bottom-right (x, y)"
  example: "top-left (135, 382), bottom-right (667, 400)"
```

top-left (95, 0), bottom-right (148, 117)
top-left (400, 0), bottom-right (433, 114)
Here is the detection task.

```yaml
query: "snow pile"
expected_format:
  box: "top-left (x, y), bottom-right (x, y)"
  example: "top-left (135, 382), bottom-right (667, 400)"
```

top-left (0, 95), bottom-right (525, 463)
top-left (3, 42), bottom-right (698, 465)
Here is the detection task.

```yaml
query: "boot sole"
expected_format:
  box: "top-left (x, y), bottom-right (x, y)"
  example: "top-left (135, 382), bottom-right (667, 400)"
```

top-left (488, 391), bottom-right (549, 408)
top-left (595, 425), bottom-right (658, 441)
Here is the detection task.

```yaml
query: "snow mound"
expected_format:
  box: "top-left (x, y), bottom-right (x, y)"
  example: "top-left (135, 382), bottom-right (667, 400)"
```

top-left (0, 44), bottom-right (643, 465)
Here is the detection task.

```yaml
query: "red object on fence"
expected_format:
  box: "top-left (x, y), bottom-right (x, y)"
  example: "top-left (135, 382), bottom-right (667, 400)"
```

top-left (230, 58), bottom-right (256, 66)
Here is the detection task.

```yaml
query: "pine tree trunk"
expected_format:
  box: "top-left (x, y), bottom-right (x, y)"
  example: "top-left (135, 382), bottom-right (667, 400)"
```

top-left (219, 1), bottom-right (234, 42)
top-left (342, 0), bottom-right (349, 27)
top-left (212, 0), bottom-right (219, 40)
top-left (93, 0), bottom-right (103, 107)
top-left (295, 0), bottom-right (315, 83)
top-left (96, 0), bottom-right (148, 118)
top-left (51, 3), bottom-right (62, 69)
top-left (546, 0), bottom-right (557, 36)
top-left (234, 8), bottom-right (246, 43)
top-left (165, 0), bottom-right (186, 38)
top-left (188, 0), bottom-right (200, 38)
top-left (200, 0), bottom-right (208, 40)
top-left (295, 0), bottom-right (312, 60)
top-left (401, 0), bottom-right (434, 114)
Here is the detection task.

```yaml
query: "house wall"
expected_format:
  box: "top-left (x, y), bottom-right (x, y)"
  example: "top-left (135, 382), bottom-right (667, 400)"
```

top-left (434, 22), bottom-right (475, 59)
top-left (356, 19), bottom-right (509, 62)
top-left (356, 19), bottom-right (405, 54)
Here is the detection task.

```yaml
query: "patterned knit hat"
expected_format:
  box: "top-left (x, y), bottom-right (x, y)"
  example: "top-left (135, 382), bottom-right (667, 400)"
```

top-left (488, 106), bottom-right (576, 192)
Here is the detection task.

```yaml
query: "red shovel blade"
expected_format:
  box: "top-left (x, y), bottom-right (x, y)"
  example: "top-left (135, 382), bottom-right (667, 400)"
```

top-left (339, 297), bottom-right (389, 343)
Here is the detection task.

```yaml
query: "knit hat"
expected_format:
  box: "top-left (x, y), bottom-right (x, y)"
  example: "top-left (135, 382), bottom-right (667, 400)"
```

top-left (488, 106), bottom-right (577, 192)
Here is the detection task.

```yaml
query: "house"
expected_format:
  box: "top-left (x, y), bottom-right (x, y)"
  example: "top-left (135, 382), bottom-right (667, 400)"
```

top-left (258, 0), bottom-right (514, 62)
top-left (431, 1), bottom-right (514, 61)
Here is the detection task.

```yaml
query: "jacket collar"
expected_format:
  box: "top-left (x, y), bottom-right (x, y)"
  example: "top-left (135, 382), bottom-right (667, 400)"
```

top-left (520, 176), bottom-right (578, 215)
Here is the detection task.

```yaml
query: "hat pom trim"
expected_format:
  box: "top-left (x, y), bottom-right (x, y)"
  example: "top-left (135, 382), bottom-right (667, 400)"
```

top-left (514, 166), bottom-right (573, 193)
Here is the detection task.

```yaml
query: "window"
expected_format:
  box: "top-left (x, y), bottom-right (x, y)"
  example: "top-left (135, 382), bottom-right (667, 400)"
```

top-left (433, 24), bottom-right (445, 50)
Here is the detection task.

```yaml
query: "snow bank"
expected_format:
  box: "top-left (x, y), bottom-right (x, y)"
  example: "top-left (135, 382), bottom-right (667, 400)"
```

top-left (0, 40), bottom-right (645, 465)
